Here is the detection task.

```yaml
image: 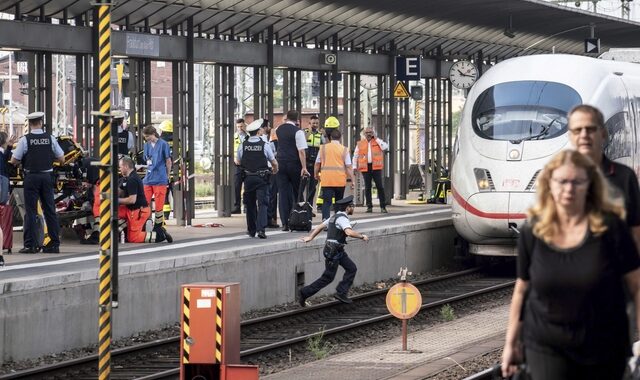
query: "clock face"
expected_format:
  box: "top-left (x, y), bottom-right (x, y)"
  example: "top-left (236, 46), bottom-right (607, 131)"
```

top-left (361, 75), bottom-right (378, 90)
top-left (449, 61), bottom-right (478, 89)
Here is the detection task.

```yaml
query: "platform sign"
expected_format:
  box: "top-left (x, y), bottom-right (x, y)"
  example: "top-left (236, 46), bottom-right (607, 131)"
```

top-left (585, 38), bottom-right (600, 54)
top-left (386, 282), bottom-right (422, 319)
top-left (396, 56), bottom-right (421, 81)
top-left (393, 81), bottom-right (410, 99)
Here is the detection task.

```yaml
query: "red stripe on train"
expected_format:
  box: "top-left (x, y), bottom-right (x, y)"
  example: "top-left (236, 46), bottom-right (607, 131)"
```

top-left (451, 187), bottom-right (527, 220)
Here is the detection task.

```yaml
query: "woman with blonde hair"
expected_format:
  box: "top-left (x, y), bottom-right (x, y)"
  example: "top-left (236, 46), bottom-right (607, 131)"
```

top-left (502, 149), bottom-right (640, 380)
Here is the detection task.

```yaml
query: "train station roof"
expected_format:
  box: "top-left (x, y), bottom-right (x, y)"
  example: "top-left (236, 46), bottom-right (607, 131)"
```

top-left (2, 0), bottom-right (640, 59)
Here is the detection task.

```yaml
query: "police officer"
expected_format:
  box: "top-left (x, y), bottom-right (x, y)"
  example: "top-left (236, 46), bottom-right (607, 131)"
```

top-left (305, 115), bottom-right (323, 205)
top-left (114, 110), bottom-right (135, 157)
top-left (298, 195), bottom-right (368, 306)
top-left (235, 119), bottom-right (278, 239)
top-left (232, 118), bottom-right (248, 214)
top-left (10, 112), bottom-right (65, 253)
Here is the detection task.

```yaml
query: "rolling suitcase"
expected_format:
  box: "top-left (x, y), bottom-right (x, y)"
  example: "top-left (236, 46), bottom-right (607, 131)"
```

top-left (288, 175), bottom-right (313, 232)
top-left (0, 204), bottom-right (13, 252)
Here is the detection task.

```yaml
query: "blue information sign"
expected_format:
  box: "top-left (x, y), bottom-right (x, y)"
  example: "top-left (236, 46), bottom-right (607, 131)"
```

top-left (396, 56), bottom-right (421, 81)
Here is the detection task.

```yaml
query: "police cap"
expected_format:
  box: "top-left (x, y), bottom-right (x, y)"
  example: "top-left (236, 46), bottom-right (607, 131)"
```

top-left (246, 118), bottom-right (264, 132)
top-left (335, 195), bottom-right (354, 206)
top-left (26, 111), bottom-right (45, 121)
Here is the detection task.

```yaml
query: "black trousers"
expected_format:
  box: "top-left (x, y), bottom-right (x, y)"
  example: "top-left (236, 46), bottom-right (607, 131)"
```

top-left (321, 186), bottom-right (344, 221)
top-left (233, 164), bottom-right (243, 209)
top-left (306, 162), bottom-right (317, 204)
top-left (525, 347), bottom-right (626, 380)
top-left (268, 173), bottom-right (278, 221)
top-left (24, 172), bottom-right (60, 248)
top-left (276, 160), bottom-right (302, 227)
top-left (362, 165), bottom-right (386, 208)
top-left (300, 252), bottom-right (357, 299)
top-left (243, 176), bottom-right (270, 235)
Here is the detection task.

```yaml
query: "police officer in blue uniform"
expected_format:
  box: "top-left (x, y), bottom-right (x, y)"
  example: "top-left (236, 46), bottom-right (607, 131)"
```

top-left (114, 111), bottom-right (135, 157)
top-left (10, 112), bottom-right (65, 253)
top-left (298, 195), bottom-right (369, 306)
top-left (235, 119), bottom-right (279, 239)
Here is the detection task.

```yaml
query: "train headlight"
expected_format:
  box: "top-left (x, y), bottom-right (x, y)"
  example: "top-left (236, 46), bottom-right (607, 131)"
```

top-left (508, 149), bottom-right (521, 160)
top-left (473, 168), bottom-right (495, 192)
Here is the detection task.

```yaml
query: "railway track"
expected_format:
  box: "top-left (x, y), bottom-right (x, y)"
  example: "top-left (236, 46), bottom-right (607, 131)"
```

top-left (0, 267), bottom-right (514, 380)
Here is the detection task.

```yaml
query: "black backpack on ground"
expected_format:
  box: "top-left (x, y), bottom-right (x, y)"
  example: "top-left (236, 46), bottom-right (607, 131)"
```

top-left (288, 175), bottom-right (313, 232)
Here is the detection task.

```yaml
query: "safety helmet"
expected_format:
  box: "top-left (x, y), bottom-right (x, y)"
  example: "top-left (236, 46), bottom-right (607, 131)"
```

top-left (324, 116), bottom-right (340, 129)
top-left (159, 120), bottom-right (173, 133)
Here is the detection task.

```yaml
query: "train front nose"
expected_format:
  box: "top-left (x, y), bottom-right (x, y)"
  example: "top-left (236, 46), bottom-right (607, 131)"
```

top-left (462, 192), bottom-right (533, 240)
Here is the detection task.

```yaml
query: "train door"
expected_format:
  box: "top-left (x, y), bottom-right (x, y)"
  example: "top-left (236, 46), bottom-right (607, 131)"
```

top-left (599, 76), bottom-right (634, 169)
top-left (619, 76), bottom-right (640, 173)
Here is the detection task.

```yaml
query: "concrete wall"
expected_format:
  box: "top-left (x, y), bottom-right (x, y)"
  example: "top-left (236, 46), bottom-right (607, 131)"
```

top-left (0, 218), bottom-right (455, 363)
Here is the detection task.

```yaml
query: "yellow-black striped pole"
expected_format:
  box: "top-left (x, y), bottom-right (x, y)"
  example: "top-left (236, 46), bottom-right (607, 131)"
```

top-left (97, 1), bottom-right (112, 379)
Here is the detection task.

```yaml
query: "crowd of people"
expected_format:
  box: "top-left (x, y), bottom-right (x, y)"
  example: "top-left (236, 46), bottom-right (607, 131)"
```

top-left (234, 110), bottom-right (390, 238)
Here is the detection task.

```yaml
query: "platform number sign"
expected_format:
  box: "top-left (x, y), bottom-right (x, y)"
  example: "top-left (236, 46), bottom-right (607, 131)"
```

top-left (396, 56), bottom-right (421, 81)
top-left (585, 38), bottom-right (600, 54)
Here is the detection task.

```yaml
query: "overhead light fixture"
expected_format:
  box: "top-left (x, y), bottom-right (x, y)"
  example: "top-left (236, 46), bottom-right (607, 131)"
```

top-left (504, 14), bottom-right (516, 39)
top-left (112, 54), bottom-right (128, 59)
top-left (0, 47), bottom-right (21, 51)
top-left (199, 61), bottom-right (216, 64)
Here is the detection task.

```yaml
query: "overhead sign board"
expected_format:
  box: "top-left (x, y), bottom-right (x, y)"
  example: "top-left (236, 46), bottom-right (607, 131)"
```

top-left (393, 81), bottom-right (410, 99)
top-left (585, 38), bottom-right (600, 54)
top-left (396, 56), bottom-right (421, 81)
top-left (386, 282), bottom-right (422, 319)
top-left (125, 34), bottom-right (160, 57)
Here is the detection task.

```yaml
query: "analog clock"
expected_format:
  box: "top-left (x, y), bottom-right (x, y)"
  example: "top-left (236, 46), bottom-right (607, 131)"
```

top-left (361, 75), bottom-right (378, 90)
top-left (448, 60), bottom-right (478, 89)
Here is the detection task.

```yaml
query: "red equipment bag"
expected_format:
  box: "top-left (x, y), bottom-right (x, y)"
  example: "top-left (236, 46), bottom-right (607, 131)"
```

top-left (0, 204), bottom-right (13, 252)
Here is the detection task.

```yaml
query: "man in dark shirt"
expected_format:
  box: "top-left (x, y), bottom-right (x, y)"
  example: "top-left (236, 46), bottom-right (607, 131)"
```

top-left (118, 157), bottom-right (172, 243)
top-left (568, 104), bottom-right (640, 250)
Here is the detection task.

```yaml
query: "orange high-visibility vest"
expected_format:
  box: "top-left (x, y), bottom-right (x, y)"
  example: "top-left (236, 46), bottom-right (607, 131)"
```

top-left (357, 139), bottom-right (384, 172)
top-left (319, 142), bottom-right (348, 187)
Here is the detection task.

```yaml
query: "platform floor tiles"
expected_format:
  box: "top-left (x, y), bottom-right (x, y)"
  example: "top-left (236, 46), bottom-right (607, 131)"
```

top-left (264, 304), bottom-right (508, 380)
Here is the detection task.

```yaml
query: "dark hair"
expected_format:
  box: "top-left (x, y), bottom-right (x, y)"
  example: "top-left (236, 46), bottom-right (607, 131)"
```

top-left (286, 110), bottom-right (299, 121)
top-left (330, 128), bottom-right (341, 140)
top-left (310, 115), bottom-right (319, 120)
top-left (260, 119), bottom-right (270, 129)
top-left (142, 125), bottom-right (159, 138)
top-left (236, 118), bottom-right (245, 124)
top-left (0, 131), bottom-right (7, 147)
top-left (120, 156), bottom-right (135, 169)
top-left (568, 104), bottom-right (605, 129)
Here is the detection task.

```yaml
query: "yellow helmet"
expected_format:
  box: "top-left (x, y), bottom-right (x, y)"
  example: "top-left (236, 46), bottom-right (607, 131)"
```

top-left (324, 116), bottom-right (340, 129)
top-left (159, 120), bottom-right (173, 133)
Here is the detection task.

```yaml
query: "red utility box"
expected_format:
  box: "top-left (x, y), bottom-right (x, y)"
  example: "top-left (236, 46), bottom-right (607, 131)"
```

top-left (179, 283), bottom-right (258, 380)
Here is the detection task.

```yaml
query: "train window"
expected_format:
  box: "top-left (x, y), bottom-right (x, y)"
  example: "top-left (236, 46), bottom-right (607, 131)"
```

top-left (472, 81), bottom-right (581, 141)
top-left (604, 112), bottom-right (631, 160)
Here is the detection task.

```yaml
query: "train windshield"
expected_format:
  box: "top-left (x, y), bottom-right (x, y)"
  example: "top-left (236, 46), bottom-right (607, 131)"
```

top-left (472, 81), bottom-right (582, 142)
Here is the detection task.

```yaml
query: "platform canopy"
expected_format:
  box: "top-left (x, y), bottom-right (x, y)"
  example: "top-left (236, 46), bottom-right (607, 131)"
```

top-left (2, 0), bottom-right (640, 59)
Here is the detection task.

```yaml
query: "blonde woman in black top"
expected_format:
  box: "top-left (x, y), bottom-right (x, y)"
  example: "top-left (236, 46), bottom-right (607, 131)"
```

top-left (502, 150), bottom-right (640, 380)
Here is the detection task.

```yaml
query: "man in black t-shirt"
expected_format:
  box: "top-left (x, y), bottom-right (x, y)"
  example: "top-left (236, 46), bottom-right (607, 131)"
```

top-left (568, 104), bottom-right (640, 250)
top-left (117, 157), bottom-right (172, 243)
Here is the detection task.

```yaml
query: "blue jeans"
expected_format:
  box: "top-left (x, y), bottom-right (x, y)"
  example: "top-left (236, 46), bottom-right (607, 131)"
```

top-left (321, 186), bottom-right (344, 220)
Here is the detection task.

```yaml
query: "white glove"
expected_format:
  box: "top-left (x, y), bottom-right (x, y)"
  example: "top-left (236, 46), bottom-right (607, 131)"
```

top-left (629, 341), bottom-right (640, 374)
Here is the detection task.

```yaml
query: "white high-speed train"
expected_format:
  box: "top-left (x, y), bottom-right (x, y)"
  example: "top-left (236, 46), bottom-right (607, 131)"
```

top-left (451, 54), bottom-right (640, 256)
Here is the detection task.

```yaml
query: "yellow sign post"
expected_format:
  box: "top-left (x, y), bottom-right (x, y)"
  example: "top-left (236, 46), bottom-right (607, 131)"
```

top-left (386, 268), bottom-right (422, 351)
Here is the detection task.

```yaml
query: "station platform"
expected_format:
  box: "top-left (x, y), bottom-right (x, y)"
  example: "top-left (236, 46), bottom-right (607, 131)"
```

top-left (264, 304), bottom-right (508, 380)
top-left (0, 202), bottom-right (455, 363)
